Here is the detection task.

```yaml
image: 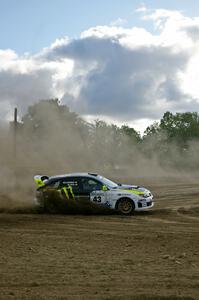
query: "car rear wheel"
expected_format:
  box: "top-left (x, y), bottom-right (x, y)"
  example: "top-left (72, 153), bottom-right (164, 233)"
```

top-left (117, 198), bottom-right (135, 215)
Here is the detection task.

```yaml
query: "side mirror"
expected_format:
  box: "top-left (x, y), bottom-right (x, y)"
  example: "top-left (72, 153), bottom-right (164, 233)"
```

top-left (102, 185), bottom-right (108, 191)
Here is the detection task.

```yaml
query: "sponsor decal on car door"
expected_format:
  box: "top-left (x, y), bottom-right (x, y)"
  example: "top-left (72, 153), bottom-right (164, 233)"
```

top-left (90, 190), bottom-right (107, 205)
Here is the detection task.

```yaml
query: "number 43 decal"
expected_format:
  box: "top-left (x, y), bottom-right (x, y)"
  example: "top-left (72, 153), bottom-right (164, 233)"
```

top-left (93, 196), bottom-right (101, 203)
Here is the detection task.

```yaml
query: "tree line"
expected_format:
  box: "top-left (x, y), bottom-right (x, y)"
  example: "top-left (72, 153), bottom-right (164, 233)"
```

top-left (10, 99), bottom-right (199, 173)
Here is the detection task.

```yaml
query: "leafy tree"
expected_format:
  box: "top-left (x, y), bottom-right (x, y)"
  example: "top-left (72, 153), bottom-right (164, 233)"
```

top-left (160, 111), bottom-right (199, 146)
top-left (20, 99), bottom-right (91, 170)
top-left (144, 122), bottom-right (160, 137)
top-left (121, 125), bottom-right (141, 143)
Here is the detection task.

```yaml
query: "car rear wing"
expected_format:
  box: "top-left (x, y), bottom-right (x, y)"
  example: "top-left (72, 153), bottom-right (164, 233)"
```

top-left (34, 175), bottom-right (49, 187)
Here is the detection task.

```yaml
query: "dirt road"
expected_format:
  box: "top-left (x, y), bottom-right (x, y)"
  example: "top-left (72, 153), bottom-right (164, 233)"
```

top-left (0, 182), bottom-right (199, 299)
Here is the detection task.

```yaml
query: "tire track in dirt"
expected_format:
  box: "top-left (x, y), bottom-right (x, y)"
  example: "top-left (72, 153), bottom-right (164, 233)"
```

top-left (0, 182), bottom-right (199, 299)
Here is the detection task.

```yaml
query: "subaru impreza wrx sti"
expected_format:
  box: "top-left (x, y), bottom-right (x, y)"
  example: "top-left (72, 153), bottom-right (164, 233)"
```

top-left (34, 173), bottom-right (154, 215)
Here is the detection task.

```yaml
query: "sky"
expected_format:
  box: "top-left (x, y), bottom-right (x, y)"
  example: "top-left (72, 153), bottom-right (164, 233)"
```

top-left (1, 0), bottom-right (199, 133)
top-left (1, 0), bottom-right (199, 53)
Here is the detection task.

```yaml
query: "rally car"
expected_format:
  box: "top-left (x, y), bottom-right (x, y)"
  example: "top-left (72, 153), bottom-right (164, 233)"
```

top-left (34, 173), bottom-right (154, 215)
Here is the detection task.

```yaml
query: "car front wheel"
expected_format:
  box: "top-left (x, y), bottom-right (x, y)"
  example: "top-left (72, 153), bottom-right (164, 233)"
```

top-left (117, 198), bottom-right (135, 215)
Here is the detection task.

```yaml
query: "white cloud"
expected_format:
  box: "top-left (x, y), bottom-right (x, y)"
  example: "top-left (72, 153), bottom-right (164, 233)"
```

top-left (136, 3), bottom-right (148, 13)
top-left (110, 18), bottom-right (127, 26)
top-left (1, 8), bottom-right (199, 128)
top-left (0, 48), bottom-right (74, 118)
top-left (83, 114), bottom-right (153, 135)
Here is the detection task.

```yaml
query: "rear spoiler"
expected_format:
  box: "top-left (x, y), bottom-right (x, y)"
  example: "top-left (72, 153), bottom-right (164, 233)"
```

top-left (34, 175), bottom-right (49, 187)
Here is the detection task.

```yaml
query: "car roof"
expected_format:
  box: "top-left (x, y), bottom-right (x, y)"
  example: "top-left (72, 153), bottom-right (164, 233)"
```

top-left (49, 172), bottom-right (99, 180)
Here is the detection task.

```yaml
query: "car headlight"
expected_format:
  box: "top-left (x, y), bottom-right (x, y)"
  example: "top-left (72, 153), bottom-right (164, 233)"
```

top-left (142, 193), bottom-right (152, 198)
top-left (141, 194), bottom-right (148, 198)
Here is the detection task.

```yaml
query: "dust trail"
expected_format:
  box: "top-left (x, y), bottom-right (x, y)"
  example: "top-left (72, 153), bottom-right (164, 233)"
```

top-left (0, 100), bottom-right (199, 211)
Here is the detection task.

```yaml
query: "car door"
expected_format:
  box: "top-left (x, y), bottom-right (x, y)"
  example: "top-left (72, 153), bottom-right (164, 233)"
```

top-left (79, 177), bottom-right (107, 206)
top-left (60, 176), bottom-right (93, 201)
top-left (60, 177), bottom-right (81, 199)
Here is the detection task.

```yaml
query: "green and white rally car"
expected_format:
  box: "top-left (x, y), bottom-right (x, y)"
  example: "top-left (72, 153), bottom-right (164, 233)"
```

top-left (34, 173), bottom-right (154, 215)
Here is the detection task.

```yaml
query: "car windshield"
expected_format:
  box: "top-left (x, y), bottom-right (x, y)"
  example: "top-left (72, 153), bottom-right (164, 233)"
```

top-left (98, 176), bottom-right (118, 189)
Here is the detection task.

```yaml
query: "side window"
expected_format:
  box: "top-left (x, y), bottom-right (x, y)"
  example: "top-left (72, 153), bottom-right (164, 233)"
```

top-left (80, 178), bottom-right (103, 193)
top-left (61, 177), bottom-right (80, 195)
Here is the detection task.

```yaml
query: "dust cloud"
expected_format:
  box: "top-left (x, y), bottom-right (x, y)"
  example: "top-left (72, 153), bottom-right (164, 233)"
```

top-left (0, 100), bottom-right (199, 210)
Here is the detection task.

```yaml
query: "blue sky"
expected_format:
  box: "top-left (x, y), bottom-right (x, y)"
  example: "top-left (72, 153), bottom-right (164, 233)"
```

top-left (1, 0), bottom-right (199, 54)
top-left (1, 0), bottom-right (199, 132)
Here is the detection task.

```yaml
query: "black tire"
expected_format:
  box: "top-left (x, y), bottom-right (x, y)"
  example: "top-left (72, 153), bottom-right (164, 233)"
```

top-left (117, 198), bottom-right (135, 215)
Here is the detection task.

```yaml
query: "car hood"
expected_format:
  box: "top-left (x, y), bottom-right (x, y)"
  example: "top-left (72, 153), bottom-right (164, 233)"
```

top-left (112, 184), bottom-right (152, 197)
